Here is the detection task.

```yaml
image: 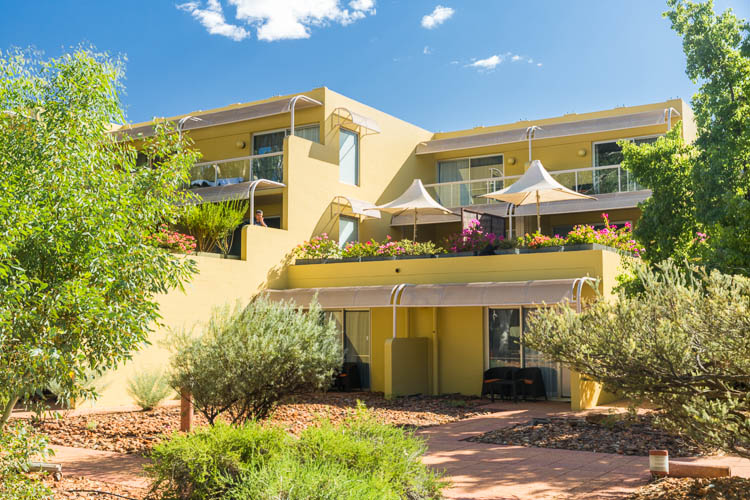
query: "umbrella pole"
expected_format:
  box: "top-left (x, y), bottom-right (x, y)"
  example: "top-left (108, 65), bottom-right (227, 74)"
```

top-left (536, 191), bottom-right (541, 233)
top-left (413, 209), bottom-right (418, 241)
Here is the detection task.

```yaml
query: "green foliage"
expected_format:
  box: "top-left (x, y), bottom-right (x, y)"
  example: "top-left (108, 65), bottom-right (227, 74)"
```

top-left (179, 200), bottom-right (247, 255)
top-left (0, 423), bottom-right (53, 499)
top-left (168, 297), bottom-right (342, 425)
top-left (146, 422), bottom-right (290, 500)
top-left (524, 259), bottom-right (750, 458)
top-left (620, 124), bottom-right (699, 263)
top-left (623, 1), bottom-right (750, 273)
top-left (127, 368), bottom-right (171, 411)
top-left (0, 47), bottom-right (199, 429)
top-left (146, 408), bottom-right (446, 500)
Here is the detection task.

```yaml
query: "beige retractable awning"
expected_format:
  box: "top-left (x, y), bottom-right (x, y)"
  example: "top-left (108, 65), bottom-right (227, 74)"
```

top-left (264, 286), bottom-right (395, 309)
top-left (332, 196), bottom-right (381, 219)
top-left (398, 280), bottom-right (579, 307)
top-left (332, 107), bottom-right (381, 134)
top-left (185, 179), bottom-right (284, 204)
top-left (416, 108), bottom-right (680, 155)
top-left (264, 278), bottom-right (588, 309)
top-left (118, 95), bottom-right (322, 139)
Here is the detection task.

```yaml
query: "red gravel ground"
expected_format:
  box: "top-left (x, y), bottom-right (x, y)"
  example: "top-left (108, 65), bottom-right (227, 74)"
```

top-left (29, 392), bottom-right (491, 454)
top-left (628, 477), bottom-right (750, 500)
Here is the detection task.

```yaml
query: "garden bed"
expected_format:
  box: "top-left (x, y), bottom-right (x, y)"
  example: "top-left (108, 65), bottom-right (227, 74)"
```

top-left (29, 392), bottom-right (491, 455)
top-left (629, 477), bottom-right (750, 500)
top-left (466, 414), bottom-right (711, 456)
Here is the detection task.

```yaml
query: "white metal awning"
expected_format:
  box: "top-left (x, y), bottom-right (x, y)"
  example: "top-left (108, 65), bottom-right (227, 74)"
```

top-left (264, 278), bottom-right (590, 309)
top-left (332, 107), bottom-right (381, 135)
top-left (416, 108), bottom-right (680, 155)
top-left (332, 195), bottom-right (381, 219)
top-left (117, 95), bottom-right (323, 139)
top-left (185, 179), bottom-right (284, 204)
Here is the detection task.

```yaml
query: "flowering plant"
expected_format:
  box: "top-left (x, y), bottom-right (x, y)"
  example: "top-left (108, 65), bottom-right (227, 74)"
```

top-left (342, 238), bottom-right (382, 258)
top-left (564, 213), bottom-right (644, 257)
top-left (294, 233), bottom-right (341, 260)
top-left (147, 224), bottom-right (196, 254)
top-left (523, 232), bottom-right (565, 249)
top-left (443, 219), bottom-right (501, 253)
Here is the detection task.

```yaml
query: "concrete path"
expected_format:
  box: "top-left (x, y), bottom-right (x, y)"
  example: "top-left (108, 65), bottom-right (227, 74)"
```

top-left (418, 401), bottom-right (750, 500)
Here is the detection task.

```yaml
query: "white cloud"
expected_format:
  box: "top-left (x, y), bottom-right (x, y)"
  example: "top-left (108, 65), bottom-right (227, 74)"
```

top-left (423, 45), bottom-right (432, 55)
top-left (421, 5), bottom-right (454, 29)
top-left (469, 54), bottom-right (502, 70)
top-left (178, 0), bottom-right (376, 42)
top-left (177, 0), bottom-right (250, 41)
top-left (467, 52), bottom-right (542, 72)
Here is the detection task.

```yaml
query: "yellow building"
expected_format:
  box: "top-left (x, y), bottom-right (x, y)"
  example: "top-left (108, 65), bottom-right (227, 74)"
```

top-left (96, 88), bottom-right (694, 410)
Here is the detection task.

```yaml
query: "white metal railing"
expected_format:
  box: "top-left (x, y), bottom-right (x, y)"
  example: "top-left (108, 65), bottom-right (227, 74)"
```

top-left (188, 151), bottom-right (284, 188)
top-left (424, 165), bottom-right (643, 208)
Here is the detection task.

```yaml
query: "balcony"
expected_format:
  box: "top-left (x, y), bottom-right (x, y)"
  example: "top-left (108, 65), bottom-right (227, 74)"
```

top-left (188, 152), bottom-right (284, 188)
top-left (424, 165), bottom-right (643, 208)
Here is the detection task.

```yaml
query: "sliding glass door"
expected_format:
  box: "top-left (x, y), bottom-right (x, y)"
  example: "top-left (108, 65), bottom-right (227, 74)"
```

top-left (344, 311), bottom-right (370, 389)
top-left (487, 307), bottom-right (568, 398)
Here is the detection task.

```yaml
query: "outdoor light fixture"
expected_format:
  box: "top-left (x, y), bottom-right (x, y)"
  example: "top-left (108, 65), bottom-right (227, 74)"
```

top-left (236, 140), bottom-right (246, 149)
top-left (507, 157), bottom-right (516, 165)
top-left (578, 148), bottom-right (587, 157)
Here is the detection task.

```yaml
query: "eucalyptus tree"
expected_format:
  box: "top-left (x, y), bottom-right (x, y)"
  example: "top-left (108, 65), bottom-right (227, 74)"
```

top-left (0, 47), bottom-right (199, 428)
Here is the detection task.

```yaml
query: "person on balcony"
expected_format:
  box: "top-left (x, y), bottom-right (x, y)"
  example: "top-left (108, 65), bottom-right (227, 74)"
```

top-left (254, 209), bottom-right (268, 227)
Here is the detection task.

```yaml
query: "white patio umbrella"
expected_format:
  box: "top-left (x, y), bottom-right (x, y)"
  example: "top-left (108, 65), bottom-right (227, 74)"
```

top-left (482, 160), bottom-right (596, 233)
top-left (376, 179), bottom-right (454, 240)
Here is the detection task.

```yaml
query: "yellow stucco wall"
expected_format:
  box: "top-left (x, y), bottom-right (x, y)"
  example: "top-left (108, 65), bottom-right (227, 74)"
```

top-left (100, 86), bottom-right (670, 408)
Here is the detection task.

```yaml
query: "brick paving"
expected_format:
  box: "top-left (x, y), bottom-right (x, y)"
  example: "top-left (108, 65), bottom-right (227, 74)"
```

top-left (43, 400), bottom-right (750, 499)
top-left (418, 401), bottom-right (750, 499)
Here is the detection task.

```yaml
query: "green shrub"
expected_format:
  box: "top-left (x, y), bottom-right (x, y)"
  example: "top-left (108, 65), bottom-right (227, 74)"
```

top-left (146, 408), bottom-right (446, 500)
top-left (179, 200), bottom-right (247, 254)
top-left (126, 368), bottom-right (171, 411)
top-left (0, 423), bottom-right (53, 500)
top-left (147, 422), bottom-right (289, 500)
top-left (168, 297), bottom-right (342, 424)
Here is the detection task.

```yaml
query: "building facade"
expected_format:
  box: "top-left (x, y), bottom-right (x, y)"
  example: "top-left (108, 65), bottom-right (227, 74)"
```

top-left (94, 88), bottom-right (694, 410)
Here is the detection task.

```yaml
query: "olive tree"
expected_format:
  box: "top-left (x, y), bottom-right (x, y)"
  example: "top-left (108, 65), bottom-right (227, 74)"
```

top-left (169, 297), bottom-right (342, 424)
top-left (524, 260), bottom-right (750, 458)
top-left (0, 47), bottom-right (199, 428)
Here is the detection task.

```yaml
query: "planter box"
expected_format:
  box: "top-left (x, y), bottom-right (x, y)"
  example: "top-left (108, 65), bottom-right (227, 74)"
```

top-left (494, 248), bottom-right (519, 255)
top-left (530, 245), bottom-right (565, 253)
top-left (447, 251), bottom-right (476, 257)
top-left (295, 258), bottom-right (327, 265)
top-left (194, 251), bottom-right (241, 260)
top-left (396, 254), bottom-right (435, 261)
top-left (338, 257), bottom-right (362, 263)
top-left (360, 255), bottom-right (398, 262)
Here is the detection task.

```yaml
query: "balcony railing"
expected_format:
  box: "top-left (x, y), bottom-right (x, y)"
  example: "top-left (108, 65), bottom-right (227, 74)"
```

top-left (188, 152), bottom-right (284, 188)
top-left (424, 165), bottom-right (643, 208)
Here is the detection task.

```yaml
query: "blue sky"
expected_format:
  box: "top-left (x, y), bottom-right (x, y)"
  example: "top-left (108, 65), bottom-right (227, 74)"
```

top-left (2, 1), bottom-right (748, 132)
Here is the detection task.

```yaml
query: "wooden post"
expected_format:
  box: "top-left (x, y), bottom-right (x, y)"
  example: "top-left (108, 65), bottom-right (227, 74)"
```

top-left (180, 389), bottom-right (193, 432)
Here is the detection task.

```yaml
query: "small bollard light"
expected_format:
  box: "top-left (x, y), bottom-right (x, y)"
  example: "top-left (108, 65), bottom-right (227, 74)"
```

top-left (649, 450), bottom-right (669, 477)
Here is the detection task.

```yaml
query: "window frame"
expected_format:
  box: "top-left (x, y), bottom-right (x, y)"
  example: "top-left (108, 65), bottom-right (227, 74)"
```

top-left (435, 153), bottom-right (504, 183)
top-left (338, 127), bottom-right (360, 186)
top-left (338, 215), bottom-right (359, 248)
top-left (252, 123), bottom-right (321, 154)
top-left (591, 134), bottom-right (662, 168)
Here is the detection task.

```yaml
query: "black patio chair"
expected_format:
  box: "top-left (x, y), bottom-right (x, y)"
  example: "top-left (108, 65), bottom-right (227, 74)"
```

top-left (481, 366), bottom-right (520, 402)
top-left (333, 362), bottom-right (361, 392)
top-left (514, 367), bottom-right (547, 401)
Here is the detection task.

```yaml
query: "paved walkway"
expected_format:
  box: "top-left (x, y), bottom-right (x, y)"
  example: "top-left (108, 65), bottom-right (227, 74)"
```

top-left (45, 400), bottom-right (750, 499)
top-left (418, 401), bottom-right (750, 499)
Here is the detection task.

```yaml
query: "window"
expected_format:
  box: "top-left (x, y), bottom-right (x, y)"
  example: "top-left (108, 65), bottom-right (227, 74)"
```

top-left (344, 311), bottom-right (370, 389)
top-left (436, 155), bottom-right (503, 206)
top-left (593, 136), bottom-right (658, 167)
top-left (339, 129), bottom-right (359, 185)
top-left (339, 215), bottom-right (358, 248)
top-left (487, 307), bottom-right (565, 398)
